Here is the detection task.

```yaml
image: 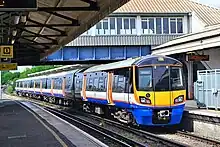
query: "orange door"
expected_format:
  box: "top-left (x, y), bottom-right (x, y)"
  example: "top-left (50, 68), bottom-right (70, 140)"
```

top-left (82, 74), bottom-right (87, 101)
top-left (107, 72), bottom-right (114, 105)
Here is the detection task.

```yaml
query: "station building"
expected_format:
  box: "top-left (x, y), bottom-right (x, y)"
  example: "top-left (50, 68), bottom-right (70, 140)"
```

top-left (45, 0), bottom-right (220, 100)
top-left (46, 0), bottom-right (220, 61)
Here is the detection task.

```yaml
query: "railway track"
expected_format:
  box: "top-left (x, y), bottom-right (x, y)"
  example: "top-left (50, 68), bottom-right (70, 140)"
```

top-left (44, 106), bottom-right (146, 147)
top-left (8, 94), bottom-right (220, 146)
top-left (43, 105), bottom-right (186, 147)
top-left (175, 131), bottom-right (220, 146)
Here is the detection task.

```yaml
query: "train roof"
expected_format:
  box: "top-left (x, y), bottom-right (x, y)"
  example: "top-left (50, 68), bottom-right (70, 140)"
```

top-left (16, 69), bottom-right (79, 82)
top-left (16, 75), bottom-right (47, 82)
top-left (84, 55), bottom-right (182, 73)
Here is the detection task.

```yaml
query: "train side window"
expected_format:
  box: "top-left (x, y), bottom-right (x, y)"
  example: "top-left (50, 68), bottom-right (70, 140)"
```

top-left (57, 78), bottom-right (62, 89)
top-left (47, 79), bottom-right (51, 89)
top-left (35, 80), bottom-right (39, 88)
top-left (112, 76), bottom-right (118, 92)
top-left (93, 77), bottom-right (98, 91)
top-left (27, 81), bottom-right (30, 88)
top-left (75, 79), bottom-right (80, 91)
top-left (86, 77), bottom-right (94, 91)
top-left (98, 77), bottom-right (105, 92)
top-left (42, 79), bottom-right (46, 89)
top-left (117, 76), bottom-right (125, 93)
top-left (65, 75), bottom-right (72, 90)
top-left (30, 81), bottom-right (32, 88)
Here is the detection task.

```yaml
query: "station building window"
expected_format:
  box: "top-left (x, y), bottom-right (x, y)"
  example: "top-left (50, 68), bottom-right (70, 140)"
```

top-left (141, 18), bottom-right (155, 34)
top-left (96, 18), bottom-right (109, 35)
top-left (170, 18), bottom-right (176, 33)
top-left (142, 17), bottom-right (183, 35)
top-left (177, 18), bottom-right (183, 33)
top-left (163, 18), bottom-right (169, 34)
top-left (95, 17), bottom-right (136, 35)
top-left (156, 18), bottom-right (162, 34)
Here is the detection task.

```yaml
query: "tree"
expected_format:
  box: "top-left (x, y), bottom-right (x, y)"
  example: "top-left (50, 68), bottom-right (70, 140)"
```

top-left (1, 65), bottom-right (58, 85)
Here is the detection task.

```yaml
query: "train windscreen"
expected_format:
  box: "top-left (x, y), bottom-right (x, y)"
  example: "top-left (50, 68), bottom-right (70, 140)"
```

top-left (136, 66), bottom-right (184, 91)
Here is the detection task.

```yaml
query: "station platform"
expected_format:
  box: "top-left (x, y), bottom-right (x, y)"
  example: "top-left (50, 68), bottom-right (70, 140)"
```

top-left (0, 99), bottom-right (106, 147)
top-left (185, 100), bottom-right (220, 117)
top-left (183, 100), bottom-right (220, 141)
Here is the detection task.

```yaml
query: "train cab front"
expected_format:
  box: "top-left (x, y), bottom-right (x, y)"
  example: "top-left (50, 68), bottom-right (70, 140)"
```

top-left (131, 56), bottom-right (186, 126)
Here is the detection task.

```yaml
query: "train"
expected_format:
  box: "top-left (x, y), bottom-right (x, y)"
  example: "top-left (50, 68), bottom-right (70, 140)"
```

top-left (15, 55), bottom-right (186, 126)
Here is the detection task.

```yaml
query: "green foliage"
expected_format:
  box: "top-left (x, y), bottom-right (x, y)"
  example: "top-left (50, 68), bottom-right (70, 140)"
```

top-left (1, 65), bottom-right (59, 86)
top-left (6, 85), bottom-right (13, 94)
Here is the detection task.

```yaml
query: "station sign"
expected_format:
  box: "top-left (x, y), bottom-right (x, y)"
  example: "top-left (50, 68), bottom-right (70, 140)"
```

top-left (0, 63), bottom-right (17, 71)
top-left (0, 0), bottom-right (37, 11)
top-left (187, 55), bottom-right (209, 61)
top-left (0, 45), bottom-right (13, 58)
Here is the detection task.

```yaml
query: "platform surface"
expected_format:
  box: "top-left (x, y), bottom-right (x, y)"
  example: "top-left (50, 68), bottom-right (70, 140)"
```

top-left (185, 100), bottom-right (220, 118)
top-left (0, 98), bottom-right (107, 147)
top-left (0, 99), bottom-right (70, 147)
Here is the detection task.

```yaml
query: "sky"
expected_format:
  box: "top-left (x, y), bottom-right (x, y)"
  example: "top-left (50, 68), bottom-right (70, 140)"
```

top-left (197, 0), bottom-right (220, 7)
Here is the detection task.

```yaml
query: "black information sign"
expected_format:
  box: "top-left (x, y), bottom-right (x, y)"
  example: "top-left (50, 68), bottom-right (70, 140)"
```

top-left (0, 0), bottom-right (37, 10)
top-left (187, 55), bottom-right (209, 61)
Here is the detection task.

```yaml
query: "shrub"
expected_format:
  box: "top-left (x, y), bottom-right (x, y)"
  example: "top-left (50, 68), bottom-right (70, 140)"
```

top-left (6, 85), bottom-right (13, 94)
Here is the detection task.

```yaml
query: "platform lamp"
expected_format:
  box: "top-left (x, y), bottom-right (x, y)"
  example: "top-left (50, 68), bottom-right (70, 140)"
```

top-left (11, 39), bottom-right (15, 44)
top-left (20, 15), bottom-right (27, 23)
top-left (12, 30), bottom-right (17, 37)
top-left (14, 15), bottom-right (20, 24)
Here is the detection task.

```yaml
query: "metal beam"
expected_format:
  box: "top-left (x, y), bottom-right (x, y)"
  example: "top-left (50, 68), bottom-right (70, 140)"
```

top-left (45, 11), bottom-right (79, 25)
top-left (17, 28), bottom-right (62, 43)
top-left (27, 18), bottom-right (67, 34)
top-left (18, 42), bottom-right (56, 45)
top-left (80, 0), bottom-right (97, 5)
top-left (0, 23), bottom-right (79, 27)
top-left (21, 34), bottom-right (67, 37)
top-left (19, 37), bottom-right (54, 48)
top-left (37, 6), bottom-right (99, 12)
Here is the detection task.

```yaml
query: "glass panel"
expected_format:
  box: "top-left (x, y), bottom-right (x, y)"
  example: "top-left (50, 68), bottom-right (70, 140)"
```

top-left (124, 18), bottom-right (129, 29)
top-left (130, 18), bottom-right (135, 29)
top-left (154, 66), bottom-right (169, 91)
top-left (96, 22), bottom-right (102, 29)
top-left (93, 77), bottom-right (99, 91)
top-left (170, 18), bottom-right (176, 34)
top-left (117, 18), bottom-right (122, 34)
top-left (171, 67), bottom-right (184, 90)
top-left (110, 18), bottom-right (115, 29)
top-left (103, 19), bottom-right (108, 29)
top-left (141, 20), bottom-right (148, 29)
top-left (177, 18), bottom-right (183, 33)
top-left (137, 67), bottom-right (153, 91)
top-left (156, 18), bottom-right (162, 34)
top-left (149, 18), bottom-right (155, 34)
top-left (163, 18), bottom-right (169, 34)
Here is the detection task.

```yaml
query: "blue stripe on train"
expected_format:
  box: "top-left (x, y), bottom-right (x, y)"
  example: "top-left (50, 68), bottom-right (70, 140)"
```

top-left (16, 90), bottom-right (64, 98)
top-left (85, 97), bottom-right (185, 126)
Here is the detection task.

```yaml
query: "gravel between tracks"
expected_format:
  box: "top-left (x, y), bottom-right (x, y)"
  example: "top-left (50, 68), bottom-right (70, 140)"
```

top-left (157, 134), bottom-right (215, 147)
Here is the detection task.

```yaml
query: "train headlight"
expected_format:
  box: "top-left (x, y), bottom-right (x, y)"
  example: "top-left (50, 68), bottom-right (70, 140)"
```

top-left (174, 95), bottom-right (184, 104)
top-left (139, 96), bottom-right (151, 104)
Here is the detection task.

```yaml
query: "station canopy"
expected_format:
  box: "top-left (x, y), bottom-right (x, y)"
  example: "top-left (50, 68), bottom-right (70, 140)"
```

top-left (0, 0), bottom-right (128, 65)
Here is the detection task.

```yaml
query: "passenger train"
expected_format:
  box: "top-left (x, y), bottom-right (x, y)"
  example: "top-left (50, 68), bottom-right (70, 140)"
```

top-left (15, 55), bottom-right (186, 126)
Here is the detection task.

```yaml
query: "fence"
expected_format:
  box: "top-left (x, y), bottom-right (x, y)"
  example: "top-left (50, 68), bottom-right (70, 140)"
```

top-left (194, 69), bottom-right (220, 109)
